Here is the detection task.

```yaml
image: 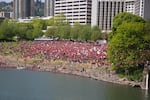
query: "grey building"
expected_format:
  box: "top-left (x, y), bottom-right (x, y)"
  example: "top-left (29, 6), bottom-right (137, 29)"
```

top-left (43, 0), bottom-right (149, 32)
top-left (0, 12), bottom-right (13, 18)
top-left (91, 0), bottom-right (150, 32)
top-left (44, 0), bottom-right (55, 16)
top-left (92, 0), bottom-right (125, 32)
top-left (135, 0), bottom-right (150, 19)
top-left (13, 0), bottom-right (34, 19)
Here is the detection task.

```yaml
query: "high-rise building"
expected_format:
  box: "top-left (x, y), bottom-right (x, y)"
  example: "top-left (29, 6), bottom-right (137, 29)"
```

top-left (13, 0), bottom-right (34, 19)
top-left (43, 0), bottom-right (149, 31)
top-left (91, 0), bottom-right (150, 32)
top-left (44, 0), bottom-right (55, 17)
top-left (54, 0), bottom-right (92, 25)
top-left (92, 0), bottom-right (125, 32)
top-left (134, 0), bottom-right (150, 19)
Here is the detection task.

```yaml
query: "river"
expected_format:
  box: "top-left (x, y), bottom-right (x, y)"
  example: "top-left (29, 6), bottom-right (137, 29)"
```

top-left (0, 69), bottom-right (149, 100)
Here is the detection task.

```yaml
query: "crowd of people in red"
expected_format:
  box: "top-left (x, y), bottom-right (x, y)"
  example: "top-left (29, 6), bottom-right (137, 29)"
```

top-left (15, 41), bottom-right (107, 65)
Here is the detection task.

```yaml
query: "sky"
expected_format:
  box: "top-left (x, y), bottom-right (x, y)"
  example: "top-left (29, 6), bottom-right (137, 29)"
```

top-left (0, 0), bottom-right (44, 2)
top-left (0, 0), bottom-right (12, 2)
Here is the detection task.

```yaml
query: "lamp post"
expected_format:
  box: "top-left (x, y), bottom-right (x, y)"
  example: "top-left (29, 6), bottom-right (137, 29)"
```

top-left (145, 61), bottom-right (150, 90)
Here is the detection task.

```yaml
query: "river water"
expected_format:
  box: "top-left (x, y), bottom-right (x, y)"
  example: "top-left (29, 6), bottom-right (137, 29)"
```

top-left (0, 69), bottom-right (149, 100)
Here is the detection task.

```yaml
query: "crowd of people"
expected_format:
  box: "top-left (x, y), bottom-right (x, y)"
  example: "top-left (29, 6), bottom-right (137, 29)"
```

top-left (1, 40), bottom-right (108, 66)
top-left (16, 41), bottom-right (107, 65)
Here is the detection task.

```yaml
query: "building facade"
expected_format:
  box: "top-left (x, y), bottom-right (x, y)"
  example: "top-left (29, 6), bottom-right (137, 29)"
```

top-left (54, 0), bottom-right (92, 25)
top-left (43, 0), bottom-right (149, 33)
top-left (13, 0), bottom-right (34, 19)
top-left (92, 0), bottom-right (125, 32)
top-left (0, 12), bottom-right (13, 18)
top-left (44, 0), bottom-right (55, 17)
top-left (125, 0), bottom-right (135, 14)
top-left (135, 0), bottom-right (144, 17)
top-left (91, 0), bottom-right (150, 32)
top-left (134, 0), bottom-right (150, 19)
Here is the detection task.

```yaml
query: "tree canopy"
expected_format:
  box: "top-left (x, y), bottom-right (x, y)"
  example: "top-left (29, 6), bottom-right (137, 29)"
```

top-left (0, 14), bottom-right (103, 42)
top-left (112, 12), bottom-right (145, 34)
top-left (0, 19), bottom-right (16, 40)
top-left (46, 15), bottom-right (103, 41)
top-left (108, 22), bottom-right (146, 69)
top-left (108, 12), bottom-right (150, 81)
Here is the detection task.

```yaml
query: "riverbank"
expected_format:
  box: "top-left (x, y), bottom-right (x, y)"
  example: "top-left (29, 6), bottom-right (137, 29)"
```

top-left (0, 55), bottom-right (143, 88)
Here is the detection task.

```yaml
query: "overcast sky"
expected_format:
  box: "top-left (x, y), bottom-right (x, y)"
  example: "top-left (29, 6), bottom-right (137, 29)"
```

top-left (0, 0), bottom-right (44, 2)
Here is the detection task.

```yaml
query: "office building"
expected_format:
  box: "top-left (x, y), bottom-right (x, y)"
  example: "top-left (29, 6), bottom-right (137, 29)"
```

top-left (44, 0), bottom-right (55, 16)
top-left (134, 0), bottom-right (150, 19)
top-left (125, 0), bottom-right (135, 14)
top-left (43, 0), bottom-right (150, 32)
top-left (91, 0), bottom-right (150, 32)
top-left (92, 0), bottom-right (125, 32)
top-left (54, 0), bottom-right (92, 25)
top-left (13, 0), bottom-right (34, 19)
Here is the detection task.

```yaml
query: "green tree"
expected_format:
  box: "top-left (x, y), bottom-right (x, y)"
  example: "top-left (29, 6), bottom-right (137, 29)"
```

top-left (78, 25), bottom-right (91, 41)
top-left (143, 20), bottom-right (150, 62)
top-left (46, 14), bottom-right (70, 39)
top-left (54, 14), bottom-right (68, 26)
top-left (47, 17), bottom-right (55, 26)
top-left (15, 22), bottom-right (34, 40)
top-left (70, 22), bottom-right (80, 40)
top-left (91, 26), bottom-right (101, 41)
top-left (45, 26), bottom-right (57, 37)
top-left (0, 19), bottom-right (16, 40)
top-left (32, 18), bottom-right (47, 30)
top-left (111, 12), bottom-right (145, 40)
top-left (108, 22), bottom-right (147, 78)
top-left (26, 29), bottom-right (34, 40)
top-left (31, 18), bottom-right (46, 39)
top-left (55, 26), bottom-right (62, 38)
top-left (144, 19), bottom-right (150, 43)
top-left (60, 25), bottom-right (71, 39)
top-left (32, 28), bottom-right (43, 38)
